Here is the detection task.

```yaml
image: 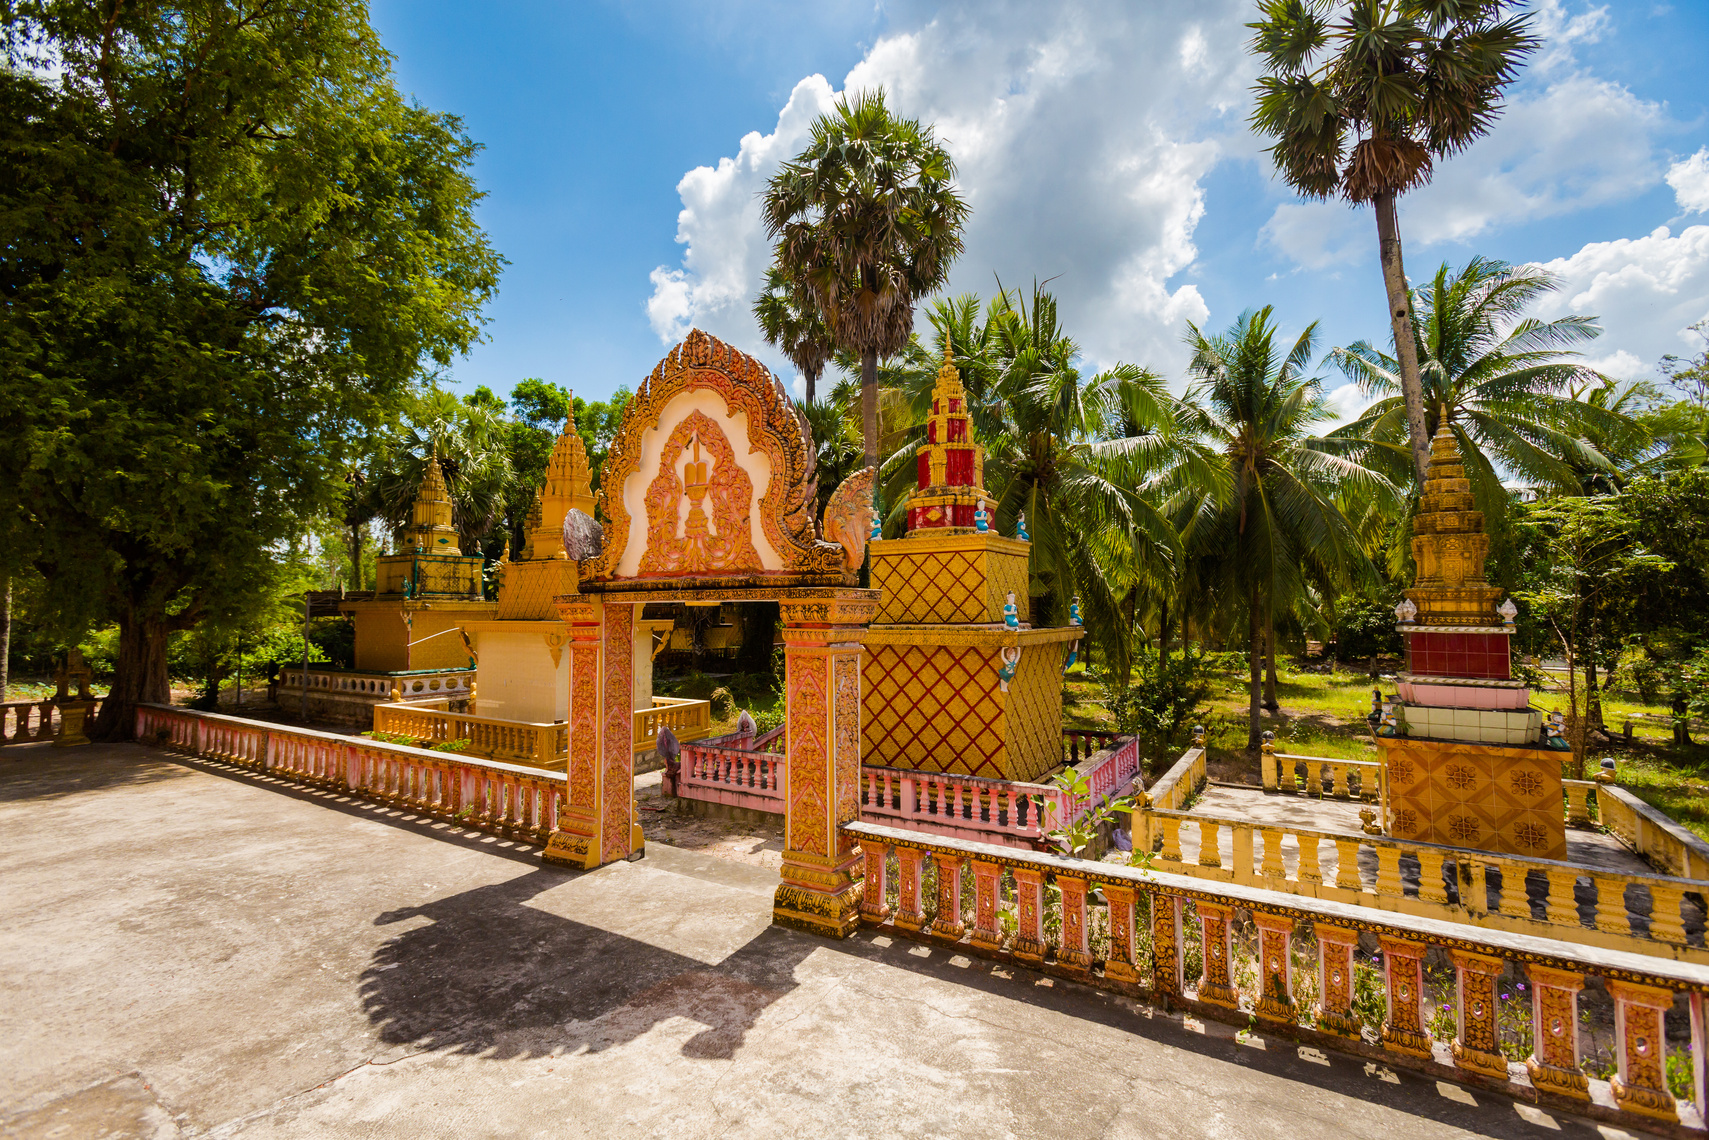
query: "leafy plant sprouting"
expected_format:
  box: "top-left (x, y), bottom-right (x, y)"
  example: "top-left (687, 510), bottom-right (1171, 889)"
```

top-left (1030, 765), bottom-right (1136, 858)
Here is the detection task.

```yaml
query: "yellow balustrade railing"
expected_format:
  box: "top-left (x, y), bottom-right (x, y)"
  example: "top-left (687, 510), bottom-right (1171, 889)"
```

top-left (1261, 744), bottom-right (1382, 801)
top-left (848, 819), bottom-right (1709, 1133)
top-left (633, 696), bottom-right (711, 754)
top-left (135, 704), bottom-right (561, 845)
top-left (1, 699), bottom-right (102, 746)
top-left (1598, 782), bottom-right (1709, 881)
top-left (371, 702), bottom-right (569, 770)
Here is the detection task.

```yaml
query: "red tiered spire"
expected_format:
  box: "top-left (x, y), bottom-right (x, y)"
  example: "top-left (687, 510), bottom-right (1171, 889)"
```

top-left (907, 347), bottom-right (990, 532)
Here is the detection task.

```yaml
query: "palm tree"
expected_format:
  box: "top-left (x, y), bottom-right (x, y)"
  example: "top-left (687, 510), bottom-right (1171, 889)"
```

top-left (1249, 0), bottom-right (1538, 484)
top-left (754, 265), bottom-right (833, 404)
top-left (761, 89), bottom-right (969, 471)
top-left (1330, 258), bottom-right (1642, 530)
top-left (1172, 307), bottom-right (1397, 748)
top-left (370, 388), bottom-right (515, 557)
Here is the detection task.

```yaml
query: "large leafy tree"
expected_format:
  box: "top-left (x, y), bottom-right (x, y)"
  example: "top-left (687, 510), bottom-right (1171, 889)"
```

top-left (1249, 0), bottom-right (1537, 484)
top-left (761, 89), bottom-right (969, 470)
top-left (1173, 308), bottom-right (1396, 747)
top-left (0, 1), bottom-right (502, 738)
top-left (1331, 258), bottom-right (1640, 531)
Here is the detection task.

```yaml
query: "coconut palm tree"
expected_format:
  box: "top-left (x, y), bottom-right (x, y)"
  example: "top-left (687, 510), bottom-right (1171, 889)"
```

top-left (754, 265), bottom-right (833, 404)
top-left (1330, 258), bottom-right (1642, 529)
top-left (1249, 0), bottom-right (1538, 484)
top-left (761, 89), bottom-right (969, 471)
top-left (1171, 307), bottom-right (1398, 748)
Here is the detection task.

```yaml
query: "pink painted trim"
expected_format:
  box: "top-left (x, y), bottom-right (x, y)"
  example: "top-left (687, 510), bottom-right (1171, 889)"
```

top-left (1398, 682), bottom-right (1528, 709)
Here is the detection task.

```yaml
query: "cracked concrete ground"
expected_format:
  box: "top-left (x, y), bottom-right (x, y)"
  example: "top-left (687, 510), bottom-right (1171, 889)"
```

top-left (0, 744), bottom-right (1658, 1139)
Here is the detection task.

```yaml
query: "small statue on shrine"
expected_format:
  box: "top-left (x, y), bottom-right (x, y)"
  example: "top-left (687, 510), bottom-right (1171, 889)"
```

top-left (974, 501), bottom-right (989, 533)
top-left (1498, 598), bottom-right (1518, 626)
top-left (1003, 591), bottom-right (1020, 630)
top-left (1394, 597), bottom-right (1418, 623)
top-left (997, 646), bottom-right (1020, 691)
top-left (1015, 511), bottom-right (1029, 541)
top-left (1543, 709), bottom-right (1570, 750)
top-left (1070, 596), bottom-right (1082, 626)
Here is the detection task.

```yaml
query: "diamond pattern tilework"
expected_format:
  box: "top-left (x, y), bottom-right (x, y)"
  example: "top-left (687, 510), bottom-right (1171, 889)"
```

top-left (1377, 738), bottom-right (1565, 859)
top-left (874, 549), bottom-right (989, 624)
top-left (497, 560), bottom-right (577, 620)
top-left (863, 644), bottom-right (1006, 776)
top-left (1002, 642), bottom-right (1064, 783)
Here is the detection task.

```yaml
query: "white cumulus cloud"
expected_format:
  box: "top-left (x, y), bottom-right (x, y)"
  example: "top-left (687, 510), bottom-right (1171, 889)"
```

top-left (1666, 148), bottom-right (1709, 215)
top-left (645, 0), bottom-right (1254, 383)
top-left (1531, 225), bottom-right (1709, 372)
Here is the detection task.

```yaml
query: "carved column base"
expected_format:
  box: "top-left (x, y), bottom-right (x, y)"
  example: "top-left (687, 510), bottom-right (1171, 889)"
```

top-left (1611, 1078), bottom-right (1679, 1123)
top-left (1525, 1057), bottom-right (1590, 1101)
top-left (1314, 1006), bottom-right (1364, 1039)
top-left (774, 849), bottom-right (862, 939)
top-left (1381, 1025), bottom-right (1433, 1058)
top-left (53, 701), bottom-right (93, 747)
top-left (1451, 1040), bottom-right (1510, 1080)
top-left (542, 805), bottom-right (601, 870)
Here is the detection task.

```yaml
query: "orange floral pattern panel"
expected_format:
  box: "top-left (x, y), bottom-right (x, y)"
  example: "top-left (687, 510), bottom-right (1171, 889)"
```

top-left (601, 605), bottom-right (635, 859)
top-left (638, 410), bottom-right (760, 576)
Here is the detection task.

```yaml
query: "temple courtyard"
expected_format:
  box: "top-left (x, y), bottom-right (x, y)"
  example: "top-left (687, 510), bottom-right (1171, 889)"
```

top-left (0, 744), bottom-right (1658, 1140)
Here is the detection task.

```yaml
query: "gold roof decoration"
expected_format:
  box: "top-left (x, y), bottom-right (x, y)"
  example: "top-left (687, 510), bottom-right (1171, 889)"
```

top-left (524, 415), bottom-right (596, 560)
top-left (907, 345), bottom-right (989, 532)
top-left (400, 444), bottom-right (462, 556)
top-left (1405, 418), bottom-right (1504, 626)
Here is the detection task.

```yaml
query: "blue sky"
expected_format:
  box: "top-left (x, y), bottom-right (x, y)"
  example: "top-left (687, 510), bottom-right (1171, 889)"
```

top-left (370, 0), bottom-right (1709, 419)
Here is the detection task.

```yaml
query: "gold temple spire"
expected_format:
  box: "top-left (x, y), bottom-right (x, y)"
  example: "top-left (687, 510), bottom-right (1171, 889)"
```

top-left (400, 444), bottom-right (462, 556)
top-left (524, 412), bottom-right (596, 560)
top-left (1405, 420), bottom-right (1503, 625)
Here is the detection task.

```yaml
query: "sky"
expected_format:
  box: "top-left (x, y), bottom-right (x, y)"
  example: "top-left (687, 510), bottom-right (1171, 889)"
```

top-left (369, 0), bottom-right (1709, 422)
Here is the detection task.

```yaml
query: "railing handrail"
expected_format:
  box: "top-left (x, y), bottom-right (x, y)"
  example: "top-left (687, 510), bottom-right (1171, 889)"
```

top-left (372, 700), bottom-right (560, 731)
top-left (1272, 751), bottom-right (1378, 767)
top-left (278, 666), bottom-right (476, 678)
top-left (1144, 802), bottom-right (1709, 890)
top-left (1601, 782), bottom-right (1709, 864)
top-left (137, 704), bottom-right (555, 780)
top-left (846, 819), bottom-right (1709, 989)
top-left (858, 762), bottom-right (1054, 796)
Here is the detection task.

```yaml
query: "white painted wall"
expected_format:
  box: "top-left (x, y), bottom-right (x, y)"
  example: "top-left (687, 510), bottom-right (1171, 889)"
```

top-left (473, 630), bottom-right (567, 723)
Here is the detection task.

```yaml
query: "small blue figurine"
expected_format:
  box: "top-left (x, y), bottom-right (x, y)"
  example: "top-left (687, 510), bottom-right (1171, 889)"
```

top-left (1016, 510), bottom-right (1029, 541)
top-left (974, 500), bottom-right (989, 533)
top-left (1063, 643), bottom-right (1079, 673)
top-left (1070, 596), bottom-right (1082, 626)
top-left (997, 647), bottom-right (1020, 691)
top-left (870, 492), bottom-right (883, 541)
top-left (1003, 591), bottom-right (1020, 630)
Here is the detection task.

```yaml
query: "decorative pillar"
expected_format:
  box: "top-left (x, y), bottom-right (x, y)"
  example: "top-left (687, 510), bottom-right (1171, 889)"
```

top-left (773, 599), bottom-right (869, 938)
top-left (931, 853), bottom-right (966, 940)
top-left (1448, 950), bottom-right (1510, 1079)
top-left (1251, 911), bottom-right (1296, 1025)
top-left (1102, 883), bottom-right (1142, 984)
top-left (1195, 902), bottom-right (1239, 1009)
top-left (1313, 923), bottom-right (1363, 1039)
top-left (860, 842), bottom-right (891, 923)
top-left (1379, 936), bottom-right (1431, 1057)
top-left (894, 847), bottom-right (926, 933)
top-left (1010, 867), bottom-right (1047, 963)
top-left (1151, 893), bottom-right (1183, 1001)
top-left (969, 859), bottom-right (1004, 951)
top-left (1056, 874), bottom-right (1091, 971)
top-left (544, 600), bottom-right (610, 869)
top-left (1525, 965), bottom-right (1590, 1102)
top-left (1689, 991), bottom-right (1706, 1123)
top-left (1606, 980), bottom-right (1679, 1123)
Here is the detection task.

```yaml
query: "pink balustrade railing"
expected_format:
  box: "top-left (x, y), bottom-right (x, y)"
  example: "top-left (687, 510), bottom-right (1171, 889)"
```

top-left (858, 766), bottom-right (1052, 848)
top-left (135, 704), bottom-right (561, 845)
top-left (674, 742), bottom-right (785, 812)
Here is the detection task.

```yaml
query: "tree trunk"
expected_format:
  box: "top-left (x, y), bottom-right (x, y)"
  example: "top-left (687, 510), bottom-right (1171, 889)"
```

top-left (0, 575), bottom-right (10, 700)
top-left (860, 347), bottom-right (879, 473)
top-left (1373, 190), bottom-right (1431, 485)
top-left (1263, 618), bottom-right (1280, 712)
top-left (91, 608), bottom-right (174, 742)
top-left (805, 364), bottom-right (821, 406)
top-left (349, 521), bottom-right (365, 591)
top-left (1247, 583), bottom-right (1263, 750)
top-left (1158, 594), bottom-right (1169, 673)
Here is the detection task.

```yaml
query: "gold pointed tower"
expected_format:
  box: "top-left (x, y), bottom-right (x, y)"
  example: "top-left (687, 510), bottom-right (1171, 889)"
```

top-left (497, 417), bottom-right (596, 619)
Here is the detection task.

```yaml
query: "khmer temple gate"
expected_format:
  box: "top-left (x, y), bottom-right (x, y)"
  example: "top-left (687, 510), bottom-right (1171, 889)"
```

top-left (540, 330), bottom-right (879, 937)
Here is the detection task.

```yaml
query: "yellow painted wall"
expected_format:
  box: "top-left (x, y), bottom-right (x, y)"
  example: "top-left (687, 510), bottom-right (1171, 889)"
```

top-left (474, 628), bottom-right (567, 723)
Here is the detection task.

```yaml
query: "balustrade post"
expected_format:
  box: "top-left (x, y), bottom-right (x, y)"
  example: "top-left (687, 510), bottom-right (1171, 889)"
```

top-left (1565, 782), bottom-right (1591, 826)
top-left (860, 842), bottom-right (890, 923)
top-left (1525, 965), bottom-right (1590, 1102)
top-left (1591, 873), bottom-right (1629, 935)
top-left (1334, 838), bottom-right (1362, 891)
top-left (1448, 950), bottom-right (1509, 1080)
top-left (1151, 892), bottom-right (1183, 1002)
top-left (1374, 846), bottom-right (1403, 898)
top-left (1261, 736), bottom-right (1277, 791)
top-left (1543, 868), bottom-right (1580, 929)
top-left (1010, 867), bottom-right (1047, 964)
top-left (1194, 902), bottom-right (1238, 1009)
top-left (1305, 760), bottom-right (1322, 797)
top-left (1160, 817), bottom-right (1182, 864)
top-left (1497, 862), bottom-right (1528, 917)
top-left (1251, 912), bottom-right (1295, 1026)
top-left (1197, 819), bottom-right (1221, 869)
top-left (930, 854), bottom-right (966, 940)
top-left (1379, 936), bottom-right (1430, 1057)
top-left (1313, 923), bottom-right (1362, 1039)
top-left (1259, 828), bottom-right (1285, 882)
top-left (1417, 848), bottom-right (1449, 906)
top-left (1690, 991), bottom-right (1706, 1120)
top-left (1056, 874), bottom-right (1091, 971)
top-left (1606, 980), bottom-right (1679, 1123)
top-left (1648, 883), bottom-right (1688, 945)
top-left (894, 847), bottom-right (927, 934)
top-left (1230, 825), bottom-right (1255, 884)
top-left (1297, 834), bottom-right (1322, 885)
top-left (969, 860), bottom-right (1003, 952)
top-left (1102, 882), bottom-right (1140, 984)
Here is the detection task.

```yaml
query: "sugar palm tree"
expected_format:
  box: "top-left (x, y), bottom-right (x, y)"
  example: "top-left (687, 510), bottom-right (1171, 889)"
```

top-left (371, 388), bottom-right (514, 556)
top-left (753, 265), bottom-right (833, 404)
top-left (1330, 258), bottom-right (1641, 529)
top-left (761, 89), bottom-right (969, 471)
top-left (1171, 307), bottom-right (1397, 748)
top-left (1249, 0), bottom-right (1538, 484)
